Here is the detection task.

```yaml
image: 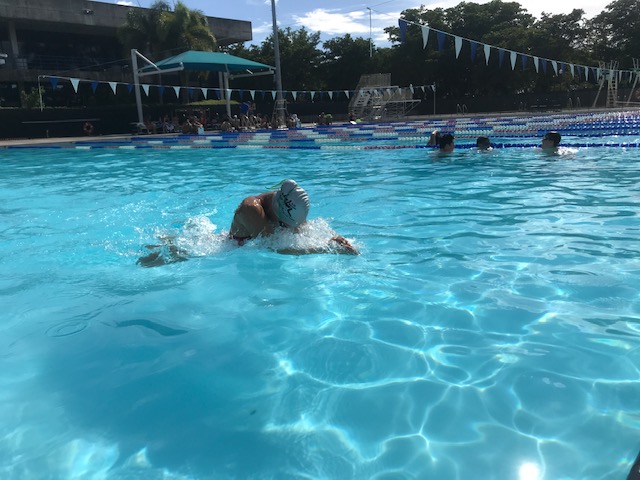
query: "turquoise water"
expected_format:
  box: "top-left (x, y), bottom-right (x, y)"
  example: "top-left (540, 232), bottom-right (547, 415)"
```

top-left (1, 142), bottom-right (640, 479)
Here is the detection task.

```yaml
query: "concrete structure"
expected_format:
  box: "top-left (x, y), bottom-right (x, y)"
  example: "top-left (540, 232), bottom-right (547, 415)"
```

top-left (0, 0), bottom-right (252, 105)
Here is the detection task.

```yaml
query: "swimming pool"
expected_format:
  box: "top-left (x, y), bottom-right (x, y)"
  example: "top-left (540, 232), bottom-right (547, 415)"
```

top-left (1, 116), bottom-right (640, 479)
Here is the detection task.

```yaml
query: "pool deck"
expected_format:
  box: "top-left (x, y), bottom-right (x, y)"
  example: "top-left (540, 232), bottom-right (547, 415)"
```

top-left (0, 133), bottom-right (174, 148)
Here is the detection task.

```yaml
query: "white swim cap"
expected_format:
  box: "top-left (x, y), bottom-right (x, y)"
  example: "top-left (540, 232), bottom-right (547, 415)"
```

top-left (272, 179), bottom-right (310, 227)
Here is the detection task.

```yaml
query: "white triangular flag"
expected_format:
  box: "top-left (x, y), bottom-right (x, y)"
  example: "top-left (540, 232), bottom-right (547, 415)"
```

top-left (421, 26), bottom-right (430, 48)
top-left (70, 78), bottom-right (80, 93)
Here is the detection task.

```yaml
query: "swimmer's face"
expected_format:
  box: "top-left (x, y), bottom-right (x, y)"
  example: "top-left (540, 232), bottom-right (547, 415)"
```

top-left (441, 141), bottom-right (454, 152)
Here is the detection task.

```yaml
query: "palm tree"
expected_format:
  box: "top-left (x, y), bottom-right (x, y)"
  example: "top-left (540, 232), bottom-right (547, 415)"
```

top-left (168, 2), bottom-right (217, 52)
top-left (117, 1), bottom-right (172, 57)
top-left (117, 1), bottom-right (217, 58)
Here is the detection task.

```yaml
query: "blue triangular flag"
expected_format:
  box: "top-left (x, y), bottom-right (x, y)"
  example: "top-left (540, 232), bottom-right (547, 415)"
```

top-left (470, 41), bottom-right (477, 62)
top-left (399, 19), bottom-right (408, 43)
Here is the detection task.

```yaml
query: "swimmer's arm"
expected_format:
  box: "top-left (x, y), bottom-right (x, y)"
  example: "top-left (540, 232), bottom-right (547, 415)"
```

top-left (276, 236), bottom-right (360, 256)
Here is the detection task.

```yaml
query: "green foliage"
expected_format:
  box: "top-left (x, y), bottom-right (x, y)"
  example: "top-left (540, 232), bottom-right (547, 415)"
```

top-left (20, 87), bottom-right (44, 109)
top-left (117, 0), bottom-right (216, 58)
top-left (188, 99), bottom-right (238, 106)
top-left (321, 35), bottom-right (376, 89)
top-left (124, 0), bottom-right (638, 100)
top-left (588, 0), bottom-right (640, 68)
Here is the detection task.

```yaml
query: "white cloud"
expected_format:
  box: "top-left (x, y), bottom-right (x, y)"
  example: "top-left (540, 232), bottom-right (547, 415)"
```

top-left (253, 21), bottom-right (274, 36)
top-left (292, 8), bottom-right (370, 35)
top-left (115, 1), bottom-right (134, 5)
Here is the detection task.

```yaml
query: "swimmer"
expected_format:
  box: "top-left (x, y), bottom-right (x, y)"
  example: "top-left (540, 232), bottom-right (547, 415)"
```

top-left (476, 135), bottom-right (492, 150)
top-left (137, 179), bottom-right (359, 267)
top-left (229, 179), bottom-right (358, 254)
top-left (438, 133), bottom-right (455, 153)
top-left (541, 131), bottom-right (561, 152)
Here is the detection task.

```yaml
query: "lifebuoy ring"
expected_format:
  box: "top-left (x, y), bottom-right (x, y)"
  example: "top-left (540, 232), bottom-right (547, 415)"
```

top-left (83, 122), bottom-right (94, 135)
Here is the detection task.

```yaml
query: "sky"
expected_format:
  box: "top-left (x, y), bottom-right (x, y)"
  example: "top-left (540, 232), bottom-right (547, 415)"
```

top-left (102, 0), bottom-right (613, 48)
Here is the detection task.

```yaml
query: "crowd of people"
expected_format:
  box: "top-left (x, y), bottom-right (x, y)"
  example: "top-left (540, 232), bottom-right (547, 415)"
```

top-left (137, 103), bottom-right (311, 135)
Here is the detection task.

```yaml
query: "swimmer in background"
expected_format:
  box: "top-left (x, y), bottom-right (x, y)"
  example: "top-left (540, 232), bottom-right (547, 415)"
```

top-left (427, 130), bottom-right (441, 146)
top-left (137, 179), bottom-right (358, 267)
top-left (540, 131), bottom-right (577, 156)
top-left (438, 133), bottom-right (455, 152)
top-left (476, 135), bottom-right (492, 150)
top-left (541, 131), bottom-right (561, 152)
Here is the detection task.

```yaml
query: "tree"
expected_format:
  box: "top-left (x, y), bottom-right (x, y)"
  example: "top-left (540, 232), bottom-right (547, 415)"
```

top-left (117, 1), bottom-right (172, 57)
top-left (321, 35), bottom-right (374, 89)
top-left (382, 1), bottom-right (598, 97)
top-left (225, 27), bottom-right (324, 92)
top-left (588, 0), bottom-right (640, 68)
top-left (383, 2), bottom-right (535, 96)
top-left (165, 2), bottom-right (217, 53)
top-left (117, 1), bottom-right (217, 58)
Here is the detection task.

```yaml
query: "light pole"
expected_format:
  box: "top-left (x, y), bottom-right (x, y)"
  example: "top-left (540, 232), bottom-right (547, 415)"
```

top-left (367, 7), bottom-right (372, 58)
top-left (271, 0), bottom-right (285, 127)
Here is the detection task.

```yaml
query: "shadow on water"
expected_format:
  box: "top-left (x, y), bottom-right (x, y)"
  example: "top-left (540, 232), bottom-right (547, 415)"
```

top-left (38, 317), bottom-right (290, 478)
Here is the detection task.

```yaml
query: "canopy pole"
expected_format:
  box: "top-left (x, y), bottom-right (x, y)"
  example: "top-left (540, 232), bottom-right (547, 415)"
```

top-left (131, 49), bottom-right (144, 125)
top-left (223, 72), bottom-right (231, 118)
top-left (218, 72), bottom-right (224, 116)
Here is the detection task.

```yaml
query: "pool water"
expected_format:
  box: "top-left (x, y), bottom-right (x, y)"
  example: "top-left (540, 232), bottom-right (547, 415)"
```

top-left (1, 141), bottom-right (640, 479)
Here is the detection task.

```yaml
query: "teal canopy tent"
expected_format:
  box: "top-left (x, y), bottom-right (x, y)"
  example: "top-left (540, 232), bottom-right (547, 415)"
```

top-left (132, 49), bottom-right (275, 124)
top-left (144, 50), bottom-right (274, 75)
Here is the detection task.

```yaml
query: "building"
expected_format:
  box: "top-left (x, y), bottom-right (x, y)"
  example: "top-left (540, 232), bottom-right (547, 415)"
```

top-left (0, 0), bottom-right (252, 106)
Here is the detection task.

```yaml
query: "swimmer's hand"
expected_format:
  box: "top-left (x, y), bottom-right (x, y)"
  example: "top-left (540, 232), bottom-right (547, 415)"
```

top-left (275, 235), bottom-right (360, 255)
top-left (329, 235), bottom-right (360, 255)
top-left (137, 244), bottom-right (189, 267)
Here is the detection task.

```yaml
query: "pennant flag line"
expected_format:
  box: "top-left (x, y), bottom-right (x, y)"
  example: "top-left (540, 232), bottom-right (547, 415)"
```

top-left (408, 17), bottom-right (636, 82)
top-left (40, 51), bottom-right (635, 110)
